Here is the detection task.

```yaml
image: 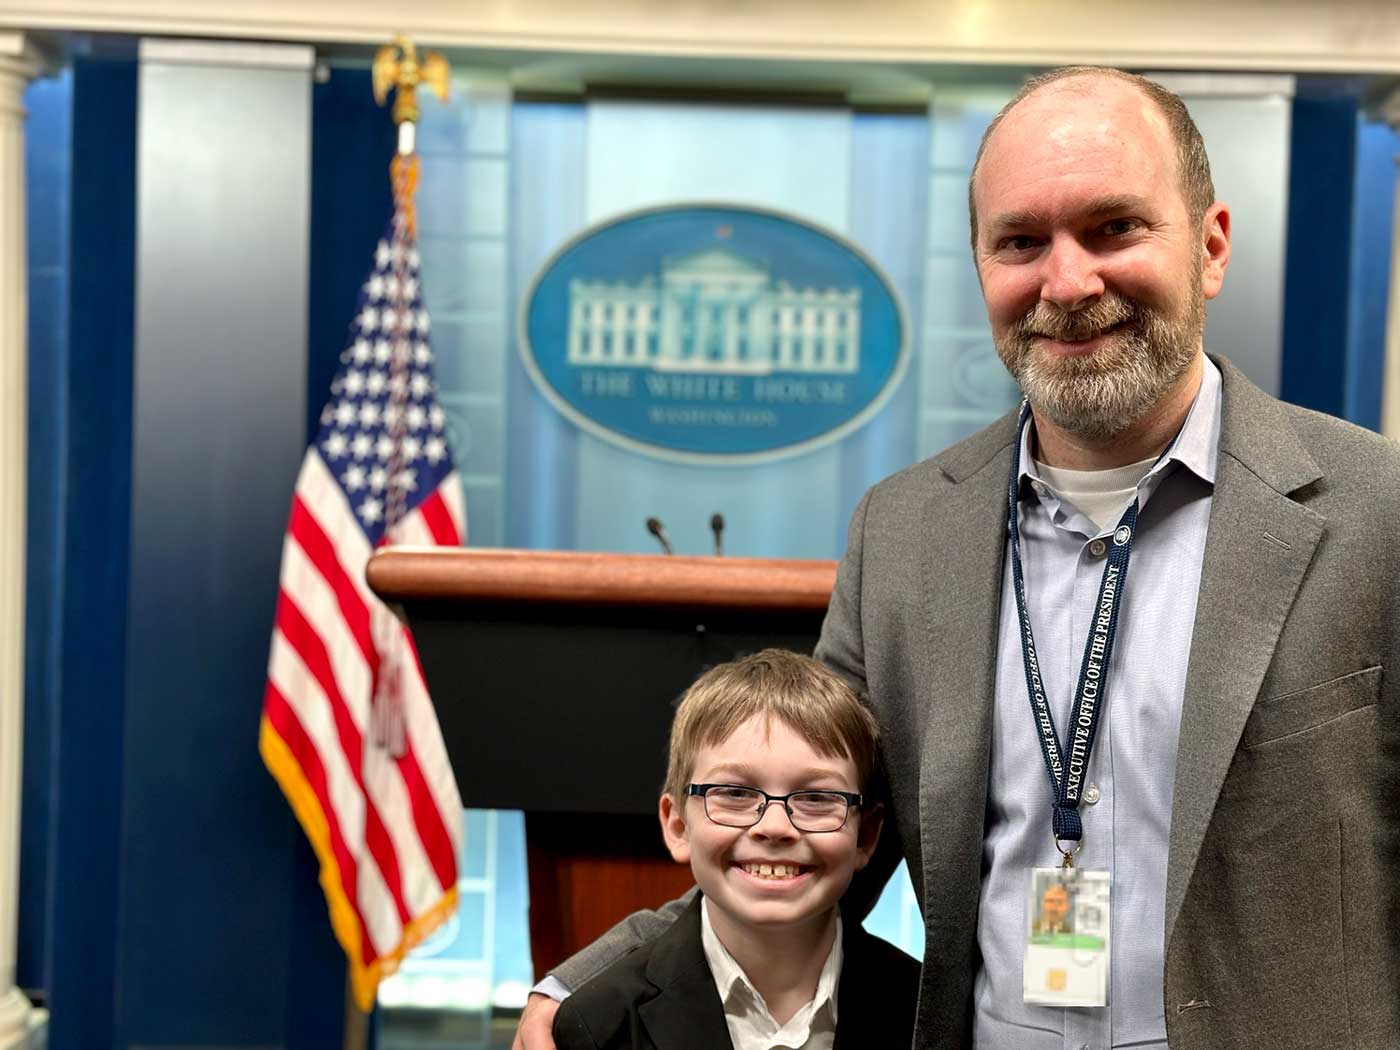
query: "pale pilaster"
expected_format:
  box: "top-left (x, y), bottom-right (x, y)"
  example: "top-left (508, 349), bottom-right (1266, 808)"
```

top-left (1381, 87), bottom-right (1400, 441)
top-left (0, 30), bottom-right (39, 1050)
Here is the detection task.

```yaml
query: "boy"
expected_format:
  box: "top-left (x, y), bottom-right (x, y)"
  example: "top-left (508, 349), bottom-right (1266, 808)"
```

top-left (553, 649), bottom-right (920, 1050)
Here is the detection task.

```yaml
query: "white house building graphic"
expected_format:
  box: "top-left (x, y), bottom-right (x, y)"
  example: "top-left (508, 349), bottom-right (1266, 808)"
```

top-left (566, 248), bottom-right (861, 375)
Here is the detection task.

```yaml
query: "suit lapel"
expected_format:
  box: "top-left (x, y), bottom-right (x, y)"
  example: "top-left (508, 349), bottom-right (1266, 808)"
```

top-left (637, 899), bottom-right (734, 1050)
top-left (1165, 359), bottom-right (1324, 944)
top-left (917, 415), bottom-right (1018, 973)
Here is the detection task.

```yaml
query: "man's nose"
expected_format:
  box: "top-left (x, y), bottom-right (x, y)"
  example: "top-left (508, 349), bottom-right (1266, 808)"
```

top-left (751, 800), bottom-right (799, 838)
top-left (1040, 236), bottom-right (1104, 312)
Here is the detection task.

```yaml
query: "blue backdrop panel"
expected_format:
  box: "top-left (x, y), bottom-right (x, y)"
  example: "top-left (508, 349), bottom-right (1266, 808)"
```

top-left (19, 67), bottom-right (72, 996)
top-left (1346, 116), bottom-right (1400, 431)
top-left (1281, 97), bottom-right (1356, 419)
top-left (43, 54), bottom-right (137, 1050)
top-left (1280, 94), bottom-right (1398, 432)
top-left (115, 48), bottom-right (311, 1048)
top-left (309, 68), bottom-right (397, 445)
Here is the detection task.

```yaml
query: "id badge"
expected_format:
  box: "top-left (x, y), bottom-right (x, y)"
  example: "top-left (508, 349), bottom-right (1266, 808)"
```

top-left (1022, 866), bottom-right (1110, 1007)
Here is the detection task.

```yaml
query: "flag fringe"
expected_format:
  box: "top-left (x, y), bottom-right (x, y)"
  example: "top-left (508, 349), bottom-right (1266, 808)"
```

top-left (260, 715), bottom-right (461, 1011)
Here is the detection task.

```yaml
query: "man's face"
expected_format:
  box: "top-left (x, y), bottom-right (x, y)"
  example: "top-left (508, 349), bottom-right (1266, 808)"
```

top-left (971, 78), bottom-right (1229, 440)
top-left (659, 715), bottom-right (881, 944)
top-left (1041, 883), bottom-right (1070, 926)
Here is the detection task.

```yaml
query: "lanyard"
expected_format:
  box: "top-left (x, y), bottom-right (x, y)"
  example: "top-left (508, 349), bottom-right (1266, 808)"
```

top-left (1007, 402), bottom-right (1143, 852)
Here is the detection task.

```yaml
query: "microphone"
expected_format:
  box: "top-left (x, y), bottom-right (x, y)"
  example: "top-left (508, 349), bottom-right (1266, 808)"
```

top-left (710, 513), bottom-right (725, 557)
top-left (645, 516), bottom-right (673, 555)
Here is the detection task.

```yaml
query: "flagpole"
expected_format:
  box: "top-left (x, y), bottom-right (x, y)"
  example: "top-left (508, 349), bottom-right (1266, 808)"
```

top-left (339, 36), bottom-right (454, 1038)
top-left (342, 967), bottom-right (369, 1050)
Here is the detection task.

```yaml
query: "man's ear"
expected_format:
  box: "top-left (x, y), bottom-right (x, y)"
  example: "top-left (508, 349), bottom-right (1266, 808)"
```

top-left (1200, 201), bottom-right (1231, 300)
top-left (852, 801), bottom-right (885, 871)
top-left (659, 793), bottom-right (691, 864)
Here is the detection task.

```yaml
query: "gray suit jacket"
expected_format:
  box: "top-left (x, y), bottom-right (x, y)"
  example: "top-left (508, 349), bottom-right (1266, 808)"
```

top-left (554, 358), bottom-right (1400, 1050)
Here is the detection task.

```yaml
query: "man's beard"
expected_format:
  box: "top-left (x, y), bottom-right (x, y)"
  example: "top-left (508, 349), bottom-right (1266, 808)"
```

top-left (994, 279), bottom-right (1204, 441)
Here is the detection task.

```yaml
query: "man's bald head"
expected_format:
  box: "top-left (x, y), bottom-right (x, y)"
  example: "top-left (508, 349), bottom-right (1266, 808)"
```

top-left (968, 67), bottom-right (1215, 249)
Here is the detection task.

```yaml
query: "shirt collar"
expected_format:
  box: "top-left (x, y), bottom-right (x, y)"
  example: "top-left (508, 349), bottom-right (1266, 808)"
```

top-left (699, 896), bottom-right (843, 1028)
top-left (1017, 354), bottom-right (1223, 494)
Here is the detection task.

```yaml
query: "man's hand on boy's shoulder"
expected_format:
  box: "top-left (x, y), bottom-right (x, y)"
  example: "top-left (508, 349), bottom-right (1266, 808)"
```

top-left (512, 992), bottom-right (560, 1050)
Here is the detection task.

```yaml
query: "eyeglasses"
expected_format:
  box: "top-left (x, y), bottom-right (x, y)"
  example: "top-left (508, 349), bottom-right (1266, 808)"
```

top-left (686, 783), bottom-right (863, 833)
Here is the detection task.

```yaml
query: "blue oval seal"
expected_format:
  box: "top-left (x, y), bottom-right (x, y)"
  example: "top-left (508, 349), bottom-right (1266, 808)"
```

top-left (519, 204), bottom-right (908, 464)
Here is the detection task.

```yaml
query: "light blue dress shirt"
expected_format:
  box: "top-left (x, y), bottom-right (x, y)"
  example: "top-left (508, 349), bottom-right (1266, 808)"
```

top-left (973, 358), bottom-right (1222, 1050)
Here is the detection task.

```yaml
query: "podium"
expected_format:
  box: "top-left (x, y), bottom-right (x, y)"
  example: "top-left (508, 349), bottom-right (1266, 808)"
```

top-left (365, 548), bottom-right (837, 973)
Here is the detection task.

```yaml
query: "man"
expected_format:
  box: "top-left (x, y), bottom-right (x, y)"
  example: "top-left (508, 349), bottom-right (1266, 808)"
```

top-left (1031, 882), bottom-right (1072, 938)
top-left (516, 67), bottom-right (1400, 1049)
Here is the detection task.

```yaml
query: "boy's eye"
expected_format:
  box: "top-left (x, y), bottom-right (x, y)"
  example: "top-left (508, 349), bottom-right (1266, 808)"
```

top-left (711, 786), bottom-right (761, 803)
top-left (789, 791), bottom-right (847, 813)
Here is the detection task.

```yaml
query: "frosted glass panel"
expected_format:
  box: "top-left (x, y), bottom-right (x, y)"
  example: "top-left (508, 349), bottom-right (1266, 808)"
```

top-left (1185, 92), bottom-right (1291, 395)
top-left (586, 100), bottom-right (852, 226)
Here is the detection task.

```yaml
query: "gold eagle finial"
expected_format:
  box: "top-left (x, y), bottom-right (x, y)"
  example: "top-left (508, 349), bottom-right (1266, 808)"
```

top-left (372, 35), bottom-right (450, 127)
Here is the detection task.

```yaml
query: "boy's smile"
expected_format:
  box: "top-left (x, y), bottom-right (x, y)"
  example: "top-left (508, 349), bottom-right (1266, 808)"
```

top-left (659, 715), bottom-right (881, 944)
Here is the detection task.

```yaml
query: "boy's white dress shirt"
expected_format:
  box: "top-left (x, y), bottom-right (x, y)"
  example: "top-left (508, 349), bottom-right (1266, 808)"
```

top-left (699, 898), bottom-right (842, 1050)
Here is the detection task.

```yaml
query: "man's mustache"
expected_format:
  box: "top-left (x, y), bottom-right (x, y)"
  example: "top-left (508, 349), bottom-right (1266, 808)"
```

top-left (1010, 295), bottom-right (1137, 343)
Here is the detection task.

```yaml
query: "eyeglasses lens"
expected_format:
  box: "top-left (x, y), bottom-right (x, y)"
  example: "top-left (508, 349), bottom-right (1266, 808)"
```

top-left (702, 787), bottom-right (848, 832)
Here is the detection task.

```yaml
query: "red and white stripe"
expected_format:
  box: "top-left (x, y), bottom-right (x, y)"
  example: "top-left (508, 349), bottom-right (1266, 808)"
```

top-left (263, 449), bottom-right (463, 969)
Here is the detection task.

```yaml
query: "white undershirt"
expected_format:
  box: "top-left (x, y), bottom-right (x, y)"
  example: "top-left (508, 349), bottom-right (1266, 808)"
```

top-left (1032, 455), bottom-right (1157, 533)
top-left (699, 898), bottom-right (842, 1050)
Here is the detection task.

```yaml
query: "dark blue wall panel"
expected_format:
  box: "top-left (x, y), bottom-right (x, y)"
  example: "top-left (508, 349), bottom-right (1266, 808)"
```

top-left (1280, 97), bottom-right (1356, 419)
top-left (20, 66), bottom-right (73, 998)
top-left (47, 54), bottom-right (137, 1050)
top-left (308, 66), bottom-right (396, 444)
top-left (1345, 118), bottom-right (1400, 431)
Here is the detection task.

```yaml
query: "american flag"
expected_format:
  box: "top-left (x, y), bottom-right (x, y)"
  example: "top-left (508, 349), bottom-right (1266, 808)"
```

top-left (259, 218), bottom-right (465, 1011)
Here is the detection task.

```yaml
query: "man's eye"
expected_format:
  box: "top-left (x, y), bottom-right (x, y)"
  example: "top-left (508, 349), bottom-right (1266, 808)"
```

top-left (998, 235), bottom-right (1038, 252)
top-left (1102, 218), bottom-right (1140, 237)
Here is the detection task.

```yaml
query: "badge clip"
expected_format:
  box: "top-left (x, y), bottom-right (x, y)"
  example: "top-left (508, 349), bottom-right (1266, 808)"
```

top-left (1055, 837), bottom-right (1081, 869)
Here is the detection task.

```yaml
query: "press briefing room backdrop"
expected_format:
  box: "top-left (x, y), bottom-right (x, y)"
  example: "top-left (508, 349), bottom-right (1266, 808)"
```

top-left (6, 5), bottom-right (1400, 1050)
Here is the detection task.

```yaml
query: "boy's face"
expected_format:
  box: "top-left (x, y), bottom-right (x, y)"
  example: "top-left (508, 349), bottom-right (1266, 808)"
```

top-left (659, 714), bottom-right (882, 941)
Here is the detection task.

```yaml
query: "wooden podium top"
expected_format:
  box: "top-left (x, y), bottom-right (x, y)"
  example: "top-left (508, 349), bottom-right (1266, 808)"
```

top-left (366, 547), bottom-right (837, 613)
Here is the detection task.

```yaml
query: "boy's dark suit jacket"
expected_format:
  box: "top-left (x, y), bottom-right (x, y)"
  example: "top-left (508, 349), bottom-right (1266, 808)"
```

top-left (552, 896), bottom-right (920, 1050)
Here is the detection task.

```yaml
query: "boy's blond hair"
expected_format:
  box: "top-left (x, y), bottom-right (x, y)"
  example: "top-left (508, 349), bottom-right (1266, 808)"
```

top-left (662, 649), bottom-right (880, 803)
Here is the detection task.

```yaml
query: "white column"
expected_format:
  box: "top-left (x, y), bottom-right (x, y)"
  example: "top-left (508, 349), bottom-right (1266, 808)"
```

top-left (724, 299), bottom-right (740, 365)
top-left (801, 294), bottom-right (819, 370)
top-left (566, 286), bottom-right (585, 364)
top-left (0, 32), bottom-right (40, 1050)
top-left (845, 301), bottom-right (861, 372)
top-left (633, 295), bottom-right (653, 362)
top-left (777, 302), bottom-right (795, 369)
top-left (1380, 87), bottom-right (1400, 441)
